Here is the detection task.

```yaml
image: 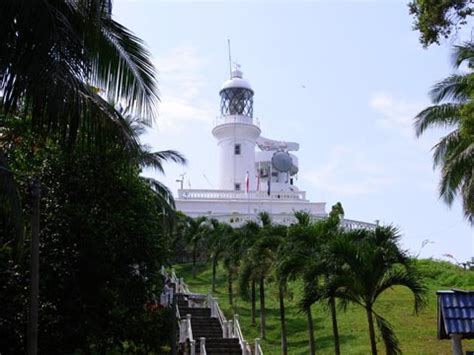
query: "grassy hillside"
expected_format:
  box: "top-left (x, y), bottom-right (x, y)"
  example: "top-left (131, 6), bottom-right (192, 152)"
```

top-left (174, 259), bottom-right (474, 355)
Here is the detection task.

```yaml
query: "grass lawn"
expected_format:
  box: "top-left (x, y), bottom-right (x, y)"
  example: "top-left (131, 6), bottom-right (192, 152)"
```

top-left (174, 259), bottom-right (474, 354)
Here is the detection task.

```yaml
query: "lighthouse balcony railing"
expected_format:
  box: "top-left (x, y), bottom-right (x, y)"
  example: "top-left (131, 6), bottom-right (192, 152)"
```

top-left (214, 115), bottom-right (260, 127)
top-left (178, 189), bottom-right (306, 201)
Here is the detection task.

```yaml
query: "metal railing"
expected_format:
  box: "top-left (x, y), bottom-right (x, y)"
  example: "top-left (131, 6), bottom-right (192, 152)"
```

top-left (163, 267), bottom-right (263, 354)
top-left (177, 188), bottom-right (307, 201)
top-left (254, 338), bottom-right (263, 355)
top-left (233, 315), bottom-right (252, 355)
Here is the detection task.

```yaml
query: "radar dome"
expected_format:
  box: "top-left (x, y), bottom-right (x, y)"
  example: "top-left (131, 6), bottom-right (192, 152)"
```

top-left (272, 151), bottom-right (293, 172)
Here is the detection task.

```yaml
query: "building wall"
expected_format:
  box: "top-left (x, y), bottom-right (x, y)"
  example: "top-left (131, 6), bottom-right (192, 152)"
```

top-left (212, 119), bottom-right (261, 190)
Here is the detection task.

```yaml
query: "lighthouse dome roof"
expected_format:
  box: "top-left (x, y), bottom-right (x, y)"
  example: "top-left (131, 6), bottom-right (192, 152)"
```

top-left (220, 67), bottom-right (253, 93)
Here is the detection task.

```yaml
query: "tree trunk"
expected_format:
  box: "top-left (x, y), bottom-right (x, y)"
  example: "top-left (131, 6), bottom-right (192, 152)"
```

top-left (228, 269), bottom-right (233, 307)
top-left (27, 179), bottom-right (40, 355)
top-left (306, 306), bottom-right (316, 355)
top-left (251, 280), bottom-right (256, 325)
top-left (212, 256), bottom-right (217, 292)
top-left (279, 285), bottom-right (288, 355)
top-left (329, 296), bottom-right (340, 355)
top-left (366, 306), bottom-right (377, 355)
top-left (259, 277), bottom-right (266, 339)
top-left (192, 243), bottom-right (197, 278)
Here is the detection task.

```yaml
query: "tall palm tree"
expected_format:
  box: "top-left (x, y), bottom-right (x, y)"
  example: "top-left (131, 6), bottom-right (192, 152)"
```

top-left (184, 216), bottom-right (209, 277)
top-left (279, 211), bottom-right (317, 355)
top-left (207, 219), bottom-right (233, 292)
top-left (238, 220), bottom-right (261, 322)
top-left (328, 226), bottom-right (426, 355)
top-left (0, 0), bottom-right (159, 253)
top-left (414, 42), bottom-right (474, 223)
top-left (280, 205), bottom-right (345, 355)
top-left (0, 0), bottom-right (157, 143)
top-left (239, 214), bottom-right (288, 349)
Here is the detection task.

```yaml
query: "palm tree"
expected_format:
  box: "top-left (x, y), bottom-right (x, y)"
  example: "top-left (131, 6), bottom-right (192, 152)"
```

top-left (328, 226), bottom-right (427, 355)
top-left (279, 211), bottom-right (317, 355)
top-left (184, 216), bottom-right (209, 277)
top-left (0, 0), bottom-right (159, 254)
top-left (238, 220), bottom-right (261, 322)
top-left (207, 219), bottom-right (233, 292)
top-left (239, 213), bottom-right (288, 349)
top-left (279, 205), bottom-right (345, 355)
top-left (117, 108), bottom-right (186, 210)
top-left (0, 0), bottom-right (157, 143)
top-left (221, 226), bottom-right (245, 307)
top-left (414, 42), bottom-right (474, 223)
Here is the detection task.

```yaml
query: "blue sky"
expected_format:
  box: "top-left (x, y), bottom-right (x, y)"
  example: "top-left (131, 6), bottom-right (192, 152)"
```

top-left (114, 0), bottom-right (473, 262)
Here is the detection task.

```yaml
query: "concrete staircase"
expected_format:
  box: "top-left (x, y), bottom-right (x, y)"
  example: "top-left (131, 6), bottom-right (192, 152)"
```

top-left (177, 294), bottom-right (242, 355)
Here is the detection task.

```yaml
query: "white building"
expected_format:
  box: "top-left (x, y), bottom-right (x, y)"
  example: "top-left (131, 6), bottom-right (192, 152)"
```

top-left (176, 66), bottom-right (374, 229)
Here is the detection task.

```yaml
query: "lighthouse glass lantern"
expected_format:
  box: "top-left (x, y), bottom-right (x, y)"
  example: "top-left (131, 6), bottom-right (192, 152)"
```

top-left (219, 68), bottom-right (254, 118)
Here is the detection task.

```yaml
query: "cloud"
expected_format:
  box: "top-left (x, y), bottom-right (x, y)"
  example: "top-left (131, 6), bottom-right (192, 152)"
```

top-left (153, 46), bottom-right (214, 131)
top-left (370, 92), bottom-right (425, 139)
top-left (302, 146), bottom-right (397, 196)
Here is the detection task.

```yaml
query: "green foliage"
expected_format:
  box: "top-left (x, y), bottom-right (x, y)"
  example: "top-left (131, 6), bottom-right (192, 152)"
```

top-left (415, 42), bottom-right (474, 223)
top-left (416, 258), bottom-right (474, 288)
top-left (175, 259), bottom-right (474, 355)
top-left (0, 0), bottom-right (158, 147)
top-left (408, 0), bottom-right (474, 47)
top-left (0, 144), bottom-right (174, 353)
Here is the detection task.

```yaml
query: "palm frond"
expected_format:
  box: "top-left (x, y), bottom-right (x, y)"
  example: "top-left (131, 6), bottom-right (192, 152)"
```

top-left (430, 75), bottom-right (471, 104)
top-left (452, 42), bottom-right (474, 69)
top-left (142, 176), bottom-right (175, 210)
top-left (414, 103), bottom-right (461, 137)
top-left (374, 268), bottom-right (427, 313)
top-left (94, 16), bottom-right (159, 120)
top-left (374, 312), bottom-right (402, 355)
top-left (293, 210), bottom-right (311, 226)
top-left (431, 129), bottom-right (462, 167)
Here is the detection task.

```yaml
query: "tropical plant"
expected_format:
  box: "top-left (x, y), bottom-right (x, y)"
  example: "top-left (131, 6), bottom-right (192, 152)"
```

top-left (0, 0), bottom-right (157, 143)
top-left (207, 219), bottom-right (233, 292)
top-left (328, 226), bottom-right (427, 355)
top-left (408, 0), bottom-right (474, 47)
top-left (279, 205), bottom-right (345, 355)
top-left (0, 133), bottom-right (177, 353)
top-left (184, 216), bottom-right (209, 277)
top-left (0, 0), bottom-right (159, 250)
top-left (414, 42), bottom-right (474, 223)
top-left (239, 213), bottom-right (288, 349)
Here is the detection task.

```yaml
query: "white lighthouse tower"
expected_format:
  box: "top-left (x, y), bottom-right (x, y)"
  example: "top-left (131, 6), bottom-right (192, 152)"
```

top-left (212, 66), bottom-right (260, 191)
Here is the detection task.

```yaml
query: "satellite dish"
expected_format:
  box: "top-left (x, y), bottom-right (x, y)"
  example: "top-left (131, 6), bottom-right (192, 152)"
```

top-left (272, 151), bottom-right (292, 172)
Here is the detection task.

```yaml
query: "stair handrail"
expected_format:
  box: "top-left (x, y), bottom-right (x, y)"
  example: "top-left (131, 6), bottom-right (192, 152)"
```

top-left (255, 338), bottom-right (263, 355)
top-left (207, 293), bottom-right (228, 338)
top-left (233, 314), bottom-right (252, 354)
top-left (170, 269), bottom-right (262, 354)
top-left (200, 337), bottom-right (207, 355)
top-left (182, 313), bottom-right (197, 355)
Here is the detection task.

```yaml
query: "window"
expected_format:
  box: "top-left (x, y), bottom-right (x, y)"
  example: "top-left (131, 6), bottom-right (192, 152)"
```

top-left (234, 144), bottom-right (241, 155)
top-left (234, 183), bottom-right (241, 191)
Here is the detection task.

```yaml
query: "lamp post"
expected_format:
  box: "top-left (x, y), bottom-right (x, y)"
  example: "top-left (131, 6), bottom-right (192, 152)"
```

top-left (27, 178), bottom-right (41, 355)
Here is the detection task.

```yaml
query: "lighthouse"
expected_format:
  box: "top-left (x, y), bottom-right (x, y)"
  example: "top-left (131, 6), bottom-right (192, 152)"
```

top-left (212, 66), bottom-right (261, 191)
top-left (175, 64), bottom-right (375, 230)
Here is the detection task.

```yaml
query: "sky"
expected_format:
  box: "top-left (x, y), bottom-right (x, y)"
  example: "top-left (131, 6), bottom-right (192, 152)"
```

top-left (113, 0), bottom-right (473, 262)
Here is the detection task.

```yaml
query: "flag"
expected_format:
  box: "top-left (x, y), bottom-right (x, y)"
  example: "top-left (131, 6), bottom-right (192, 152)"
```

top-left (267, 166), bottom-right (271, 196)
top-left (245, 171), bottom-right (250, 194)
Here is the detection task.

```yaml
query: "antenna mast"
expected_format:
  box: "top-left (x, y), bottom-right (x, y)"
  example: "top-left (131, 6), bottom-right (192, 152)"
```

top-left (227, 38), bottom-right (232, 78)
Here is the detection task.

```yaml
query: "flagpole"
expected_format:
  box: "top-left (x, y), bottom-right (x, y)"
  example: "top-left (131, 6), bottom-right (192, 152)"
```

top-left (246, 171), bottom-right (250, 216)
